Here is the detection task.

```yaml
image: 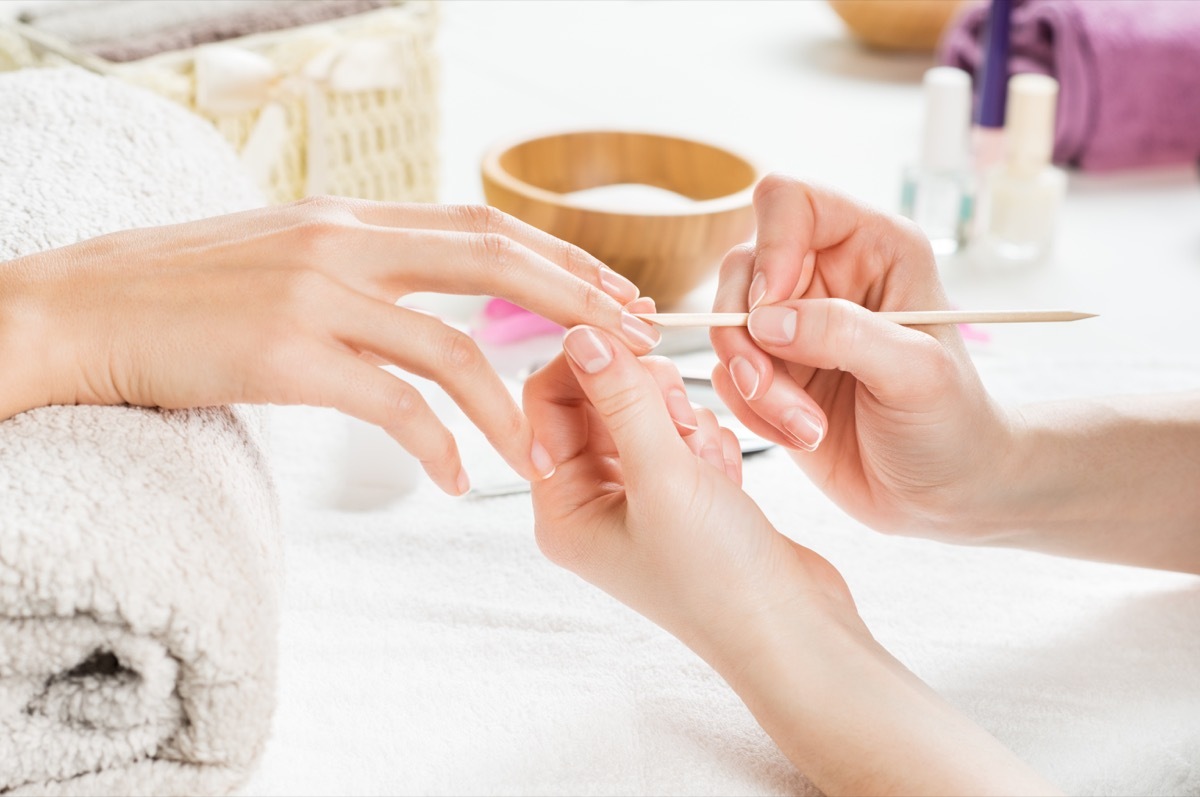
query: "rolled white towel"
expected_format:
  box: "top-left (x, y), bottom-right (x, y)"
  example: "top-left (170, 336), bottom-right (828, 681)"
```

top-left (0, 68), bottom-right (280, 796)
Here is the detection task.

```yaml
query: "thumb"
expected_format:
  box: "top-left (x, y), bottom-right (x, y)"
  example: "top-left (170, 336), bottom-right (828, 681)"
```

top-left (747, 298), bottom-right (958, 407)
top-left (561, 325), bottom-right (685, 473)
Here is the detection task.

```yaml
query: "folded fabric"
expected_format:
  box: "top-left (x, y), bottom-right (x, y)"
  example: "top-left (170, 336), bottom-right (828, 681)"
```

top-left (0, 68), bottom-right (280, 796)
top-left (19, 0), bottom-right (393, 63)
top-left (939, 0), bottom-right (1200, 171)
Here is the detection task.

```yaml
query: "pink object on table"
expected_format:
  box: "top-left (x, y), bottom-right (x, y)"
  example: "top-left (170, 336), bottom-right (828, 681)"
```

top-left (473, 299), bottom-right (564, 344)
top-left (957, 322), bottom-right (992, 344)
top-left (940, 0), bottom-right (1200, 171)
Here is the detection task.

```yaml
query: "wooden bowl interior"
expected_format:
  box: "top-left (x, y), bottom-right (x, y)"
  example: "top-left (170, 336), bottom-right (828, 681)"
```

top-left (495, 132), bottom-right (757, 205)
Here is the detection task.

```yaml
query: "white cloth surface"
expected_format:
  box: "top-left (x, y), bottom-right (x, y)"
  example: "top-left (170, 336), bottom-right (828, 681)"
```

top-left (0, 68), bottom-right (280, 795)
top-left (245, 349), bottom-right (1200, 796)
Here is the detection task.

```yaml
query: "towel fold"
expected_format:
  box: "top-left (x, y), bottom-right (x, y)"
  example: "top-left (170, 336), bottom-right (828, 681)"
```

top-left (19, 0), bottom-right (394, 63)
top-left (939, 0), bottom-right (1200, 171)
top-left (0, 68), bottom-right (280, 796)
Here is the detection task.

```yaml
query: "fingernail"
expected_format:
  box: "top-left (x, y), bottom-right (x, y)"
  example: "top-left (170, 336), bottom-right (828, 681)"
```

top-left (625, 296), bottom-right (656, 314)
top-left (781, 406), bottom-right (824, 452)
top-left (664, 388), bottom-right (699, 433)
top-left (621, 311), bottom-right (661, 348)
top-left (599, 267), bottom-right (639, 303)
top-left (728, 356), bottom-right (762, 401)
top-left (563, 326), bottom-right (613, 373)
top-left (530, 438), bottom-right (557, 479)
top-left (748, 272), bottom-right (768, 310)
top-left (456, 468), bottom-right (471, 496)
top-left (748, 306), bottom-right (797, 346)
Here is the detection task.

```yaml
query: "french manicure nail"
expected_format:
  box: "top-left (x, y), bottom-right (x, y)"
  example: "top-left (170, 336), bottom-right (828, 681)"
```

top-left (748, 306), bottom-right (797, 346)
top-left (456, 468), bottom-right (471, 496)
top-left (563, 326), bottom-right (613, 373)
top-left (620, 311), bottom-right (661, 348)
top-left (781, 406), bottom-right (824, 452)
top-left (599, 267), bottom-right (639, 303)
top-left (530, 438), bottom-right (557, 479)
top-left (748, 272), bottom-right (768, 310)
top-left (728, 356), bottom-right (762, 401)
top-left (665, 388), bottom-right (699, 432)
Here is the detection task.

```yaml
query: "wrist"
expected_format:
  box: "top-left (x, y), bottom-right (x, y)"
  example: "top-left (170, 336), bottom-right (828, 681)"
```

top-left (926, 399), bottom-right (1034, 545)
top-left (0, 255), bottom-right (57, 420)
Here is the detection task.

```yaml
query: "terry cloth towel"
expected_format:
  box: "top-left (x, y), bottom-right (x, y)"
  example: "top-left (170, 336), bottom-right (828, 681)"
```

top-left (18, 0), bottom-right (393, 63)
top-left (939, 0), bottom-right (1200, 171)
top-left (0, 68), bottom-right (280, 796)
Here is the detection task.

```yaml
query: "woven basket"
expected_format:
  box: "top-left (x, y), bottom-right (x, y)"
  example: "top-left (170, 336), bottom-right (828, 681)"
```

top-left (0, 1), bottom-right (439, 205)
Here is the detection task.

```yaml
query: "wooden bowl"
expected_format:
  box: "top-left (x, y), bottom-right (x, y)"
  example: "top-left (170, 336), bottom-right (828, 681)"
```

top-left (481, 130), bottom-right (758, 307)
top-left (827, 0), bottom-right (965, 52)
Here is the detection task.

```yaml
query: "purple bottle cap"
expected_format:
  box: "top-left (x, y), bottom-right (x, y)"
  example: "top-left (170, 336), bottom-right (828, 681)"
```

top-left (976, 0), bottom-right (1015, 128)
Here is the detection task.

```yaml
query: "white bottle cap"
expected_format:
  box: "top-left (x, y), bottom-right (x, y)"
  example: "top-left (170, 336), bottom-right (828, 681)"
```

top-left (1005, 73), bottom-right (1059, 174)
top-left (919, 66), bottom-right (972, 172)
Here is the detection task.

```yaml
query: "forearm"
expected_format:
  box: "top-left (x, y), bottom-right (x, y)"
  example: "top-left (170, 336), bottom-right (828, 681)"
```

top-left (980, 393), bottom-right (1200, 573)
top-left (716, 612), bottom-right (1058, 796)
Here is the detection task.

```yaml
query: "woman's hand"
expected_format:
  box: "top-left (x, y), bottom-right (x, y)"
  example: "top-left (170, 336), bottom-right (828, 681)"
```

top-left (709, 175), bottom-right (1015, 540)
top-left (525, 328), bottom-right (1057, 796)
top-left (524, 325), bottom-right (858, 668)
top-left (0, 197), bottom-right (662, 495)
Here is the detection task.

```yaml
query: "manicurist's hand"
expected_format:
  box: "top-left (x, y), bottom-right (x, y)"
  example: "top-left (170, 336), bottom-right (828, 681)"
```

top-left (524, 324), bottom-right (858, 673)
top-left (710, 174), bottom-right (1013, 539)
top-left (0, 197), bottom-right (661, 495)
top-left (525, 328), bottom-right (1058, 797)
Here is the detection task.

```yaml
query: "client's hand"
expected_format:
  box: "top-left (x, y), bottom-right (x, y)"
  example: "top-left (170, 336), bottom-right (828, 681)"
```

top-left (0, 198), bottom-right (660, 495)
top-left (524, 325), bottom-right (857, 668)
top-left (710, 174), bottom-right (1014, 539)
top-left (525, 327), bottom-right (1057, 796)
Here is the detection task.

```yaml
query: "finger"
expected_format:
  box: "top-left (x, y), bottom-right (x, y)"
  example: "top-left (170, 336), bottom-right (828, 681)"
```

top-left (747, 298), bottom-right (957, 408)
top-left (362, 227), bottom-right (660, 353)
top-left (336, 297), bottom-right (557, 482)
top-left (559, 325), bottom-right (689, 479)
top-left (341, 200), bottom-right (642, 304)
top-left (719, 426), bottom-right (743, 486)
top-left (522, 353), bottom-right (593, 468)
top-left (303, 348), bottom-right (467, 495)
top-left (711, 244), bottom-right (775, 403)
top-left (638, 355), bottom-right (699, 436)
top-left (748, 174), bottom-right (862, 309)
top-left (711, 363), bottom-right (809, 452)
top-left (693, 407), bottom-right (726, 472)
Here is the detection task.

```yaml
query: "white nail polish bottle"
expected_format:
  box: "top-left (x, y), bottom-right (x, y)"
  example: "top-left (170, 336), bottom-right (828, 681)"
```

top-left (976, 73), bottom-right (1068, 268)
top-left (900, 66), bottom-right (974, 256)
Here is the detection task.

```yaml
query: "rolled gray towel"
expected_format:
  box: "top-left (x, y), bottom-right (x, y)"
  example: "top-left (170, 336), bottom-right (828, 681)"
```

top-left (0, 68), bottom-right (280, 796)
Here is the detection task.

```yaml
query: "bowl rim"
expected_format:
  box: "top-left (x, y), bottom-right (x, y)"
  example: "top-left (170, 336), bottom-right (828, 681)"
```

top-left (481, 128), bottom-right (760, 218)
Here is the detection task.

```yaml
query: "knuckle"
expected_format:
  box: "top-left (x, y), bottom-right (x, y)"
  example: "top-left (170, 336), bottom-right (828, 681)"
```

top-left (440, 330), bottom-right (484, 373)
top-left (560, 237), bottom-right (597, 274)
top-left (382, 385), bottom-right (421, 428)
top-left (824, 299), bottom-right (863, 368)
top-left (493, 407), bottom-right (527, 443)
top-left (472, 232), bottom-right (517, 277)
top-left (574, 277), bottom-right (611, 320)
top-left (456, 203), bottom-right (508, 235)
top-left (598, 382), bottom-right (646, 426)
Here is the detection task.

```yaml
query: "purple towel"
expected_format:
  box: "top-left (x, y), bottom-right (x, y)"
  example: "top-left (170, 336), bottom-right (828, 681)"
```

top-left (940, 0), bottom-right (1200, 171)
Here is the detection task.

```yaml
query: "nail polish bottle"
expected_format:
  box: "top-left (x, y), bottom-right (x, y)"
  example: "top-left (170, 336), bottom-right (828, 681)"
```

top-left (977, 73), bottom-right (1067, 267)
top-left (900, 66), bottom-right (974, 256)
top-left (969, 0), bottom-right (1014, 239)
